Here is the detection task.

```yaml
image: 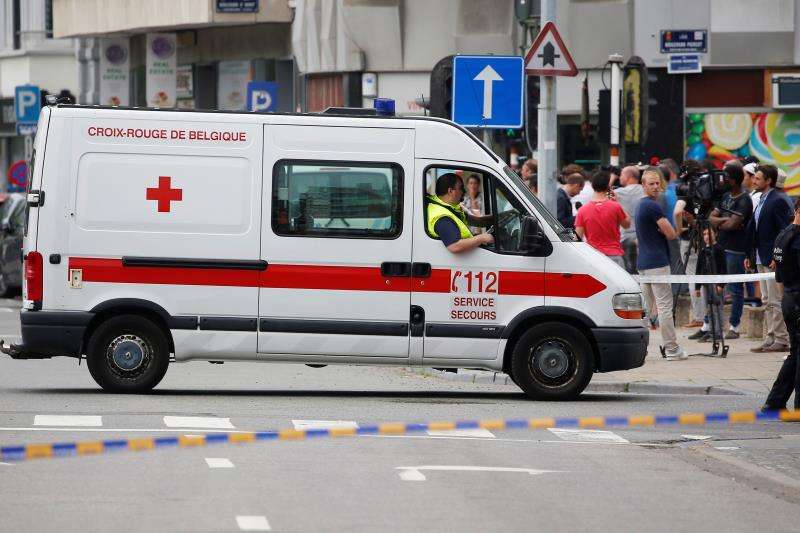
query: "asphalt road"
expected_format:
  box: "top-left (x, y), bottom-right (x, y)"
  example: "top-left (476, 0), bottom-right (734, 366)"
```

top-left (1, 298), bottom-right (799, 532)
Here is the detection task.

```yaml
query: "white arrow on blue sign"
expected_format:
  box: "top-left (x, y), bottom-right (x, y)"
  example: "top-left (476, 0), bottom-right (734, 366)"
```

top-left (452, 56), bottom-right (524, 129)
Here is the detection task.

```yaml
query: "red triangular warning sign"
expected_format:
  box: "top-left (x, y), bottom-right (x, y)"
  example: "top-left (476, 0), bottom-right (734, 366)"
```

top-left (524, 22), bottom-right (578, 77)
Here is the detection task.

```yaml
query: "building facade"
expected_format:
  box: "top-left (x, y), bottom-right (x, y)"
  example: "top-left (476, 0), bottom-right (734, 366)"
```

top-left (53, 0), bottom-right (295, 112)
top-left (291, 0), bottom-right (800, 194)
top-left (0, 0), bottom-right (77, 188)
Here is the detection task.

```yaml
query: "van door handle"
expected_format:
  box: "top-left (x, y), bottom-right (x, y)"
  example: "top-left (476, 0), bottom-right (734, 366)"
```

top-left (380, 262), bottom-right (411, 277)
top-left (412, 262), bottom-right (431, 278)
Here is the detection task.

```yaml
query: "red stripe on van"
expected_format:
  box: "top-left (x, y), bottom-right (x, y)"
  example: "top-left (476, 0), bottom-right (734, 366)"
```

top-left (260, 264), bottom-right (412, 292)
top-left (70, 258), bottom-right (261, 287)
top-left (68, 258), bottom-right (605, 298)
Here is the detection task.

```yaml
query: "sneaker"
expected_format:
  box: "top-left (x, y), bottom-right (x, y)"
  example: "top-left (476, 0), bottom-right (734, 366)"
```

top-left (688, 329), bottom-right (707, 340)
top-left (724, 330), bottom-right (740, 340)
top-left (698, 333), bottom-right (714, 343)
top-left (763, 343), bottom-right (790, 353)
top-left (665, 346), bottom-right (688, 360)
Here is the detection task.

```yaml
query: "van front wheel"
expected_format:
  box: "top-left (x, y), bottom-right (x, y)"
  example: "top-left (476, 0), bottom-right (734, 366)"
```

top-left (87, 315), bottom-right (169, 393)
top-left (511, 322), bottom-right (593, 400)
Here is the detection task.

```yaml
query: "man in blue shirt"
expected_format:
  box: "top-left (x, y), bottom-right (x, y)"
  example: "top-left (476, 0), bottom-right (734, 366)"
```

top-left (636, 168), bottom-right (684, 359)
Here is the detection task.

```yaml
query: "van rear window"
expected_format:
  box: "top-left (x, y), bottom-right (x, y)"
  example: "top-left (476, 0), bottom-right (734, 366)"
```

top-left (272, 160), bottom-right (402, 239)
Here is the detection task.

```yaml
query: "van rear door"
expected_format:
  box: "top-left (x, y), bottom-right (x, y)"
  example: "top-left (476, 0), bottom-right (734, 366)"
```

top-left (258, 123), bottom-right (414, 359)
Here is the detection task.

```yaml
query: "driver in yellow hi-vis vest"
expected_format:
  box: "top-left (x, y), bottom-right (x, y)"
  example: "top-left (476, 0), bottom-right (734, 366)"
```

top-left (427, 173), bottom-right (494, 253)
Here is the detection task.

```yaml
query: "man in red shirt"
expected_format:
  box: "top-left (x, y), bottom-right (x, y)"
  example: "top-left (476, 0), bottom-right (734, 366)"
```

top-left (575, 169), bottom-right (631, 267)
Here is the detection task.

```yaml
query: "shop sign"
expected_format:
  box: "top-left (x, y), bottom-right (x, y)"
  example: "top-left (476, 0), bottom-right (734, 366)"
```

top-left (146, 33), bottom-right (177, 108)
top-left (218, 60), bottom-right (251, 111)
top-left (216, 1), bottom-right (259, 13)
top-left (100, 38), bottom-right (130, 106)
top-left (177, 65), bottom-right (194, 99)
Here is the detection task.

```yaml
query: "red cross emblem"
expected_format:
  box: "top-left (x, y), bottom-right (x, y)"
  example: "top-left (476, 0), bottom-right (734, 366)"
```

top-left (146, 176), bottom-right (183, 212)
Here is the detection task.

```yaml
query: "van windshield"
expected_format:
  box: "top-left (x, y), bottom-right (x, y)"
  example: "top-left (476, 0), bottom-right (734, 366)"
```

top-left (502, 166), bottom-right (576, 241)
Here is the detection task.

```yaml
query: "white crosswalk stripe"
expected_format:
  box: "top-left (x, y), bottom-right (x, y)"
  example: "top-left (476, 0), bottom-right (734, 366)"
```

top-left (33, 415), bottom-right (102, 427)
top-left (291, 420), bottom-right (359, 430)
top-left (547, 428), bottom-right (629, 444)
top-left (162, 416), bottom-right (234, 429)
top-left (205, 458), bottom-right (235, 468)
top-left (426, 428), bottom-right (496, 438)
top-left (236, 516), bottom-right (271, 531)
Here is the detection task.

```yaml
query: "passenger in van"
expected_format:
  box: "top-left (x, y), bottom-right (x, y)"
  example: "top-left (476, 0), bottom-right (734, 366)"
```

top-left (427, 173), bottom-right (494, 253)
top-left (460, 174), bottom-right (485, 234)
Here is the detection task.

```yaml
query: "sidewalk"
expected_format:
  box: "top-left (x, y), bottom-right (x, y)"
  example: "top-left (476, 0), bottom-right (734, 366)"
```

top-left (417, 326), bottom-right (787, 396)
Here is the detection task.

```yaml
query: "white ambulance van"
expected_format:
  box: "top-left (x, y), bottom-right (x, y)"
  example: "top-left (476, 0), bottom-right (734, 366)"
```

top-left (1, 103), bottom-right (647, 399)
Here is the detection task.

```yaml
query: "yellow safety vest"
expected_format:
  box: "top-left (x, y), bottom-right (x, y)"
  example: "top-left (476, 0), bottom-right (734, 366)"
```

top-left (426, 195), bottom-right (473, 239)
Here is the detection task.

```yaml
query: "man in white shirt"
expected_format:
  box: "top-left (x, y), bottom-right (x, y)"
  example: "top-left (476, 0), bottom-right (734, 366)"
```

top-left (613, 166), bottom-right (644, 273)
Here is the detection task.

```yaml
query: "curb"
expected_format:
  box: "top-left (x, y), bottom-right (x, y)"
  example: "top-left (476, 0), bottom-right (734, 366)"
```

top-left (413, 368), bottom-right (745, 396)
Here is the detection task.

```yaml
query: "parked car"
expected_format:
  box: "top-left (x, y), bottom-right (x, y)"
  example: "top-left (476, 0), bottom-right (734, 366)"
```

top-left (0, 193), bottom-right (25, 296)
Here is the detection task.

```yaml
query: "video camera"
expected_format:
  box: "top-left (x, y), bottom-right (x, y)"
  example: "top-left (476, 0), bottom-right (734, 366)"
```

top-left (675, 164), bottom-right (729, 216)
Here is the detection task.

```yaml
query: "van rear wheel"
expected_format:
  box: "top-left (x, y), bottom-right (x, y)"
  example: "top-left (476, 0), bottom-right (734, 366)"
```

top-left (87, 315), bottom-right (169, 393)
top-left (511, 322), bottom-right (593, 400)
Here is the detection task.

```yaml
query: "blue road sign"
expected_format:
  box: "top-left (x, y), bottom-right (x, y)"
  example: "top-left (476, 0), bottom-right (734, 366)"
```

top-left (247, 81), bottom-right (278, 112)
top-left (452, 56), bottom-right (523, 129)
top-left (668, 54), bottom-right (702, 74)
top-left (660, 30), bottom-right (707, 54)
top-left (15, 85), bottom-right (41, 127)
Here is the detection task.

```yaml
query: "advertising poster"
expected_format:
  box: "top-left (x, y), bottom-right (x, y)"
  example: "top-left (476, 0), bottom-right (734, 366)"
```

top-left (99, 38), bottom-right (130, 106)
top-left (176, 64), bottom-right (194, 99)
top-left (685, 112), bottom-right (800, 195)
top-left (146, 33), bottom-right (177, 108)
top-left (217, 60), bottom-right (251, 111)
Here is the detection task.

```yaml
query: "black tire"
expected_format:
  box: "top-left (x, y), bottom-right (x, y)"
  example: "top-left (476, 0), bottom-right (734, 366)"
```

top-left (510, 322), bottom-right (593, 400)
top-left (86, 315), bottom-right (169, 393)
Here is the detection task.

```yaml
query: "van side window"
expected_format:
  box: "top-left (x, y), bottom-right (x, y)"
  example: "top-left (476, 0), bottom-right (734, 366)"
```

top-left (272, 160), bottom-right (403, 239)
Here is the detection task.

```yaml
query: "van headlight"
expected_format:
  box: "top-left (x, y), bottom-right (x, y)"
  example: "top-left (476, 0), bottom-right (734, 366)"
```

top-left (612, 293), bottom-right (644, 320)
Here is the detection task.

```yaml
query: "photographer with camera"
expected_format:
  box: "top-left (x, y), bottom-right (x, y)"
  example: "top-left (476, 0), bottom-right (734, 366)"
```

top-left (745, 164), bottom-right (793, 353)
top-left (708, 161), bottom-right (753, 339)
top-left (762, 198), bottom-right (800, 412)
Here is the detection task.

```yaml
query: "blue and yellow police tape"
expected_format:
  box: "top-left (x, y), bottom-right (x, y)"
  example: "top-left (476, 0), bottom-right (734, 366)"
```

top-left (2, 409), bottom-right (798, 463)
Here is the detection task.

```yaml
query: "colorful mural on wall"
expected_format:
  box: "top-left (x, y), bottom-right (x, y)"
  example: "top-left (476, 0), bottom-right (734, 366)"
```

top-left (685, 112), bottom-right (800, 195)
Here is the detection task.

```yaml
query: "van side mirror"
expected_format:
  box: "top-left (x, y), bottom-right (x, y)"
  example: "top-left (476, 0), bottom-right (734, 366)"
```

top-left (520, 215), bottom-right (549, 255)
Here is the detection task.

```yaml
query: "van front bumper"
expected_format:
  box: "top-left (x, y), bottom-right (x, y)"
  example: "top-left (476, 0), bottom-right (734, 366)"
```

top-left (591, 326), bottom-right (648, 372)
top-left (0, 311), bottom-right (91, 359)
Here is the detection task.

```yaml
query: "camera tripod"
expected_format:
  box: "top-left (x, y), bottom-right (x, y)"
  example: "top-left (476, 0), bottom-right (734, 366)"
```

top-left (660, 216), bottom-right (729, 358)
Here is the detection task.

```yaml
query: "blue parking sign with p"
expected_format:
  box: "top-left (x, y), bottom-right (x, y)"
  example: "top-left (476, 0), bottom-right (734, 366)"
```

top-left (452, 56), bottom-right (524, 129)
top-left (247, 81), bottom-right (278, 112)
top-left (15, 85), bottom-right (41, 125)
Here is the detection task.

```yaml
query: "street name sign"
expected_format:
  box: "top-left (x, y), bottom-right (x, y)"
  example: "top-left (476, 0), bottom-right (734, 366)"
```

top-left (216, 0), bottom-right (258, 13)
top-left (452, 55), bottom-right (524, 129)
top-left (668, 54), bottom-right (702, 74)
top-left (660, 29), bottom-right (707, 54)
top-left (524, 21), bottom-right (578, 77)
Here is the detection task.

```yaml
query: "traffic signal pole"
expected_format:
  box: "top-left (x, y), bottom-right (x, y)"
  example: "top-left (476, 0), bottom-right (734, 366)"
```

top-left (537, 0), bottom-right (557, 215)
top-left (608, 53), bottom-right (624, 166)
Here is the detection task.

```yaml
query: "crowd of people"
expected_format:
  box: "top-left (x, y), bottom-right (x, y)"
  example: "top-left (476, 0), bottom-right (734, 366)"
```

top-left (519, 156), bottom-right (798, 370)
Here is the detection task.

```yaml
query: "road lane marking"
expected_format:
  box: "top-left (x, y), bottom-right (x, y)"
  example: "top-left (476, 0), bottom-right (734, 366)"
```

top-left (291, 420), bottom-right (359, 430)
top-left (236, 516), bottom-right (271, 531)
top-left (682, 435), bottom-right (713, 440)
top-left (163, 416), bottom-right (234, 429)
top-left (714, 446), bottom-right (740, 450)
top-left (34, 415), bottom-right (102, 427)
top-left (0, 462), bottom-right (12, 466)
top-left (360, 434), bottom-right (632, 444)
top-left (426, 428), bottom-right (495, 438)
top-left (547, 428), bottom-right (629, 443)
top-left (0, 427), bottom-right (248, 434)
top-left (396, 465), bottom-right (560, 481)
top-left (205, 458), bottom-right (234, 468)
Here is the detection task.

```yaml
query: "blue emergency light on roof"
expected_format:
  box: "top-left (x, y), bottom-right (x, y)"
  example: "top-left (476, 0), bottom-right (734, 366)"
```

top-left (373, 98), bottom-right (396, 116)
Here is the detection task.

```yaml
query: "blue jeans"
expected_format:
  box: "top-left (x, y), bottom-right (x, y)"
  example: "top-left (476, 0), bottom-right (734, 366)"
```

top-left (725, 250), bottom-right (745, 328)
